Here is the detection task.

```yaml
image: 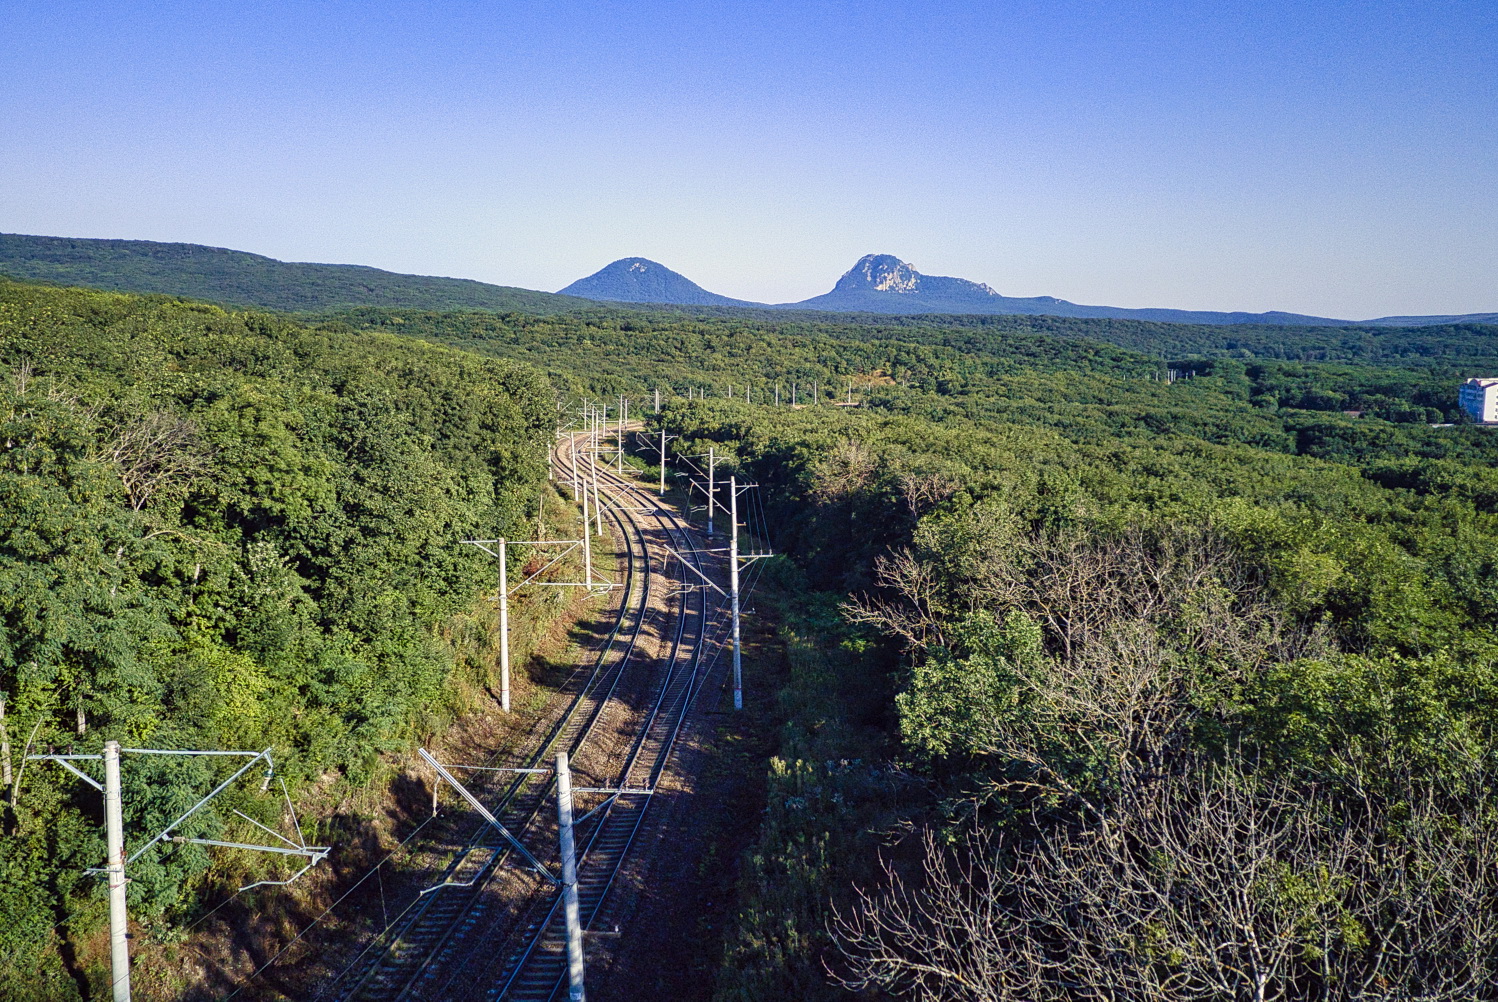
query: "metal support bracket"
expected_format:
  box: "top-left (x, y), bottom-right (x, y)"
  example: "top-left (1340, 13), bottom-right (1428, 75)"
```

top-left (661, 545), bottom-right (726, 596)
top-left (418, 748), bottom-right (558, 885)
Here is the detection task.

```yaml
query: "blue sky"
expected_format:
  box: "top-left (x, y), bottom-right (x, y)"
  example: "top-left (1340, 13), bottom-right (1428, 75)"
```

top-left (1, 0), bottom-right (1494, 317)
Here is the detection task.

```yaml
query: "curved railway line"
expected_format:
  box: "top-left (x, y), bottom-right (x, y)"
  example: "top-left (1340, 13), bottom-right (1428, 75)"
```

top-left (322, 429), bottom-right (724, 1002)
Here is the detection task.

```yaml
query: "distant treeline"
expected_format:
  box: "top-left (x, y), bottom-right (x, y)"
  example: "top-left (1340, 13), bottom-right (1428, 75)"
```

top-left (625, 303), bottom-right (1498, 364)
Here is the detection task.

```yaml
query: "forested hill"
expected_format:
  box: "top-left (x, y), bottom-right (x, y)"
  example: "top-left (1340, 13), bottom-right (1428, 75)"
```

top-left (325, 305), bottom-right (1498, 399)
top-left (325, 305), bottom-right (1157, 401)
top-left (878, 311), bottom-right (1498, 364)
top-left (576, 302), bottom-right (1498, 366)
top-left (0, 232), bottom-right (595, 314)
top-left (0, 279), bottom-right (555, 995)
top-left (9, 233), bottom-right (1498, 366)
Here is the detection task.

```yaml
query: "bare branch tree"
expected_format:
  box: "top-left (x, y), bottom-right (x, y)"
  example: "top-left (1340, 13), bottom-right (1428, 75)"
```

top-left (833, 760), bottom-right (1498, 1002)
top-left (97, 411), bottom-right (211, 510)
top-left (898, 469), bottom-right (960, 520)
top-left (845, 547), bottom-right (951, 650)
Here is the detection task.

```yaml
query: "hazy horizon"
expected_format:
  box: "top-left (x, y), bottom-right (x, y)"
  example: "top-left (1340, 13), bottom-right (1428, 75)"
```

top-left (2, 1), bottom-right (1494, 318)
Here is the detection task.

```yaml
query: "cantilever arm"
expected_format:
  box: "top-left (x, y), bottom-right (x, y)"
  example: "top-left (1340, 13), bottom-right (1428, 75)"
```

top-left (661, 545), bottom-right (726, 596)
top-left (419, 748), bottom-right (558, 884)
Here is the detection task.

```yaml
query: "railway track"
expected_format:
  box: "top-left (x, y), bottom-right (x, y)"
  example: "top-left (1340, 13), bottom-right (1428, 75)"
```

top-left (324, 429), bottom-right (722, 1002)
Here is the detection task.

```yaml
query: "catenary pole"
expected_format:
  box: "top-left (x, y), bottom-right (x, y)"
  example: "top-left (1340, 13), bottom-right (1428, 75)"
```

top-left (104, 740), bottom-right (131, 1002)
top-left (730, 477), bottom-right (743, 711)
top-left (497, 538), bottom-right (510, 712)
top-left (570, 424), bottom-right (580, 502)
top-left (556, 751), bottom-right (586, 1002)
top-left (580, 462), bottom-right (593, 583)
top-left (0, 698), bottom-right (11, 790)
top-left (659, 427), bottom-right (668, 497)
top-left (592, 421), bottom-right (603, 537)
top-left (706, 447), bottom-right (716, 538)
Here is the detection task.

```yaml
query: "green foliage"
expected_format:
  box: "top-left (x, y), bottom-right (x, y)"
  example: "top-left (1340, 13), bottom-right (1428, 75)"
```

top-left (602, 319), bottom-right (1498, 993)
top-left (0, 280), bottom-right (554, 978)
top-left (1244, 649), bottom-right (1498, 790)
top-left (714, 571), bottom-right (903, 1002)
top-left (895, 611), bottom-right (1041, 759)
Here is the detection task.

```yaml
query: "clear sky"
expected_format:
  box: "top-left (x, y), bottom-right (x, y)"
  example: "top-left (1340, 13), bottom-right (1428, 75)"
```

top-left (1, 0), bottom-right (1494, 318)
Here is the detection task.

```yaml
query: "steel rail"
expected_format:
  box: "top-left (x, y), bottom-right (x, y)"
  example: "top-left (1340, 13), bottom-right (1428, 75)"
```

top-left (434, 437), bottom-right (708, 1000)
top-left (486, 439), bottom-right (722, 1001)
top-left (326, 436), bottom-right (654, 1002)
top-left (402, 450), bottom-right (679, 1001)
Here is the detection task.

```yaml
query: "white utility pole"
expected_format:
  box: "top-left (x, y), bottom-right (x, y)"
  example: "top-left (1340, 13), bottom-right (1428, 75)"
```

top-left (659, 427), bottom-right (669, 497)
top-left (729, 478), bottom-right (743, 711)
top-left (556, 751), bottom-right (586, 1002)
top-left (580, 469), bottom-right (593, 583)
top-left (617, 397), bottom-right (625, 472)
top-left (496, 539), bottom-right (511, 712)
top-left (104, 740), bottom-right (130, 1002)
top-left (706, 448), bottom-right (716, 538)
top-left (570, 428), bottom-right (580, 502)
top-left (592, 429), bottom-right (603, 537)
top-left (654, 387), bottom-right (660, 413)
top-left (28, 744), bottom-right (325, 1002)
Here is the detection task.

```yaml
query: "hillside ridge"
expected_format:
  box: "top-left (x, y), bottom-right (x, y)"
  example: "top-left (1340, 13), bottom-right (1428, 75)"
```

top-left (0, 232), bottom-right (593, 314)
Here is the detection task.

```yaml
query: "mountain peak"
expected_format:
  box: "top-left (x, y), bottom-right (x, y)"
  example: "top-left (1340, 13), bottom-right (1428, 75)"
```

top-left (838, 254), bottom-right (922, 294)
top-left (818, 253), bottom-right (1000, 305)
top-left (558, 257), bottom-right (757, 307)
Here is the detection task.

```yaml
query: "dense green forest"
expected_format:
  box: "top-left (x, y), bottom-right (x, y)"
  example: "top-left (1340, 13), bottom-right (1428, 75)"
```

top-left (331, 302), bottom-right (1498, 998)
top-left (5, 275), bottom-right (1498, 1000)
top-left (661, 306), bottom-right (1498, 363)
top-left (650, 395), bottom-right (1498, 999)
top-left (328, 305), bottom-right (1498, 394)
top-left (0, 280), bottom-right (554, 997)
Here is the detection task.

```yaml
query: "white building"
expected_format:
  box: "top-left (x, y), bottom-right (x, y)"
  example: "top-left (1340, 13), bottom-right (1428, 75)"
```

top-left (1459, 378), bottom-right (1498, 423)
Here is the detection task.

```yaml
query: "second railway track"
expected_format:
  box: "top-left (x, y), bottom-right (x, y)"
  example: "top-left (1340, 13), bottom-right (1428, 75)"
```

top-left (324, 429), bottom-right (725, 1002)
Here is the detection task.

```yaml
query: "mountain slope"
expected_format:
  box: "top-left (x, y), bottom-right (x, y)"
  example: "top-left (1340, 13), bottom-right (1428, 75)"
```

top-left (788, 254), bottom-right (1355, 325)
top-left (559, 257), bottom-right (761, 307)
top-left (1360, 312), bottom-right (1498, 327)
top-left (0, 232), bottom-right (593, 314)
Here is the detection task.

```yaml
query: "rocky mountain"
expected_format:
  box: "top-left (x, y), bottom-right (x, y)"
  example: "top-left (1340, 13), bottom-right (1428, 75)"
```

top-left (558, 257), bottom-right (760, 307)
top-left (5, 233), bottom-right (1488, 327)
top-left (790, 254), bottom-right (1355, 325)
top-left (560, 252), bottom-right (1494, 327)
